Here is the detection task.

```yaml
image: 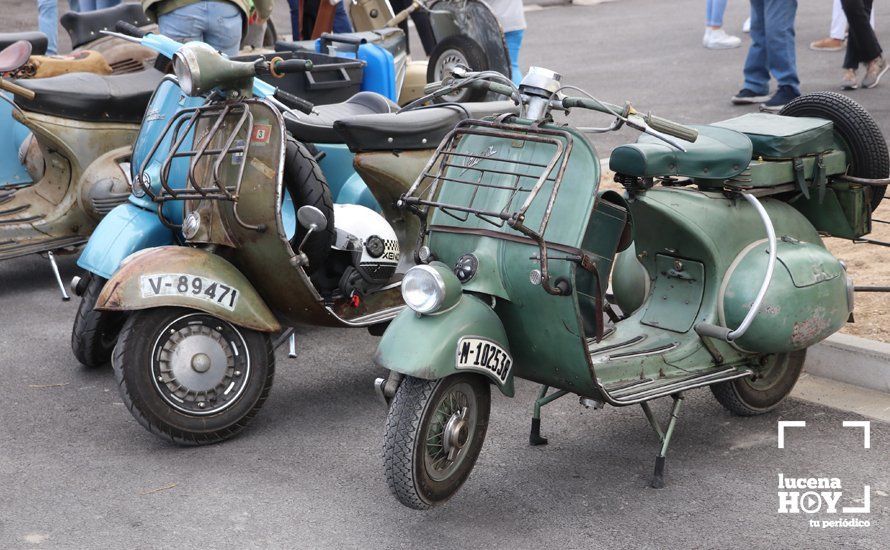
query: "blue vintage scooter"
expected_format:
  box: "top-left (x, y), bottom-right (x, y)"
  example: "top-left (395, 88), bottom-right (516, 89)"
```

top-left (71, 25), bottom-right (397, 367)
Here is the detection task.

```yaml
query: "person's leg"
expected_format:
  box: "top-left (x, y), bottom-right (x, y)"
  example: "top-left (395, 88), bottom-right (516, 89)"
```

top-left (504, 29), bottom-right (523, 85)
top-left (96, 0), bottom-right (122, 9)
top-left (287, 0), bottom-right (301, 40)
top-left (763, 0), bottom-right (799, 95)
top-left (842, 0), bottom-right (882, 64)
top-left (742, 0), bottom-right (771, 95)
top-left (830, 0), bottom-right (847, 39)
top-left (79, 0), bottom-right (97, 11)
top-left (706, 0), bottom-right (728, 27)
top-left (158, 3), bottom-right (204, 46)
top-left (67, 0), bottom-right (81, 12)
top-left (36, 0), bottom-right (58, 55)
top-left (202, 1), bottom-right (243, 57)
top-left (333, 1), bottom-right (352, 33)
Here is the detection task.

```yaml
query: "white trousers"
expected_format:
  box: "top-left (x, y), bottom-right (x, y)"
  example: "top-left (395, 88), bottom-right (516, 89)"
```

top-left (831, 0), bottom-right (876, 40)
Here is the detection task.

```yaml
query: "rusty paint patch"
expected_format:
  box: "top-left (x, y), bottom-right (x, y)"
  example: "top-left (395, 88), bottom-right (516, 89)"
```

top-left (791, 307), bottom-right (831, 347)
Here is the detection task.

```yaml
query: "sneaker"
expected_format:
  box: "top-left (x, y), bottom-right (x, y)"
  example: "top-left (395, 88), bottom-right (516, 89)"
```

top-left (841, 68), bottom-right (859, 90)
top-left (810, 37), bottom-right (846, 51)
top-left (703, 28), bottom-right (742, 49)
top-left (861, 56), bottom-right (888, 88)
top-left (731, 88), bottom-right (770, 105)
top-left (742, 17), bottom-right (751, 33)
top-left (760, 85), bottom-right (800, 112)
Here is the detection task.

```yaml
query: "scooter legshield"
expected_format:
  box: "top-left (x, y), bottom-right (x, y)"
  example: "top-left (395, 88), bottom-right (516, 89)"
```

top-left (374, 294), bottom-right (515, 397)
top-left (76, 202), bottom-right (176, 280)
top-left (95, 246), bottom-right (281, 333)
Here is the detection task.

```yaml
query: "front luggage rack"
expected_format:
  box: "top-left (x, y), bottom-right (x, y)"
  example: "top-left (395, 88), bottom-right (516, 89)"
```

top-left (134, 100), bottom-right (258, 229)
top-left (400, 118), bottom-right (574, 295)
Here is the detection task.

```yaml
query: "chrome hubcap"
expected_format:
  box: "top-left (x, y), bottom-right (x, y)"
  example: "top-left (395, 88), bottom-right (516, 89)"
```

top-left (151, 314), bottom-right (250, 416)
top-left (424, 382), bottom-right (477, 481)
top-left (434, 48), bottom-right (470, 103)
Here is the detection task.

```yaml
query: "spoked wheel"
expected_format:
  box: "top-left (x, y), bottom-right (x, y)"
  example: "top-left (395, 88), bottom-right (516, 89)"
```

top-left (780, 92), bottom-right (889, 211)
top-left (427, 35), bottom-right (489, 103)
top-left (71, 274), bottom-right (125, 368)
top-left (710, 350), bottom-right (806, 416)
top-left (113, 307), bottom-right (274, 445)
top-left (383, 374), bottom-right (490, 509)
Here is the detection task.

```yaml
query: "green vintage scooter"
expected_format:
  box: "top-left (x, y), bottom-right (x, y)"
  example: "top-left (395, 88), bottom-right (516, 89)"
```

top-left (372, 67), bottom-right (887, 508)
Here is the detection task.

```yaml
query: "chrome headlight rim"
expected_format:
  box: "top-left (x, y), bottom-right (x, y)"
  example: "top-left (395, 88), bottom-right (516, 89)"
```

top-left (402, 264), bottom-right (447, 314)
top-left (173, 48), bottom-right (201, 96)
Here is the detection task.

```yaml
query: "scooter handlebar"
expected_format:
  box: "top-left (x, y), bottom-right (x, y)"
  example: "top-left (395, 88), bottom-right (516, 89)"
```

top-left (275, 88), bottom-right (315, 115)
top-left (468, 79), bottom-right (516, 98)
top-left (115, 21), bottom-right (146, 38)
top-left (643, 113), bottom-right (699, 143)
top-left (258, 57), bottom-right (313, 78)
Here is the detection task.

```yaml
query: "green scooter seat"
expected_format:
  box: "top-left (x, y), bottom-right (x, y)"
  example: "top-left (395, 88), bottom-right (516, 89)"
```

top-left (609, 125), bottom-right (753, 180)
top-left (711, 113), bottom-right (834, 159)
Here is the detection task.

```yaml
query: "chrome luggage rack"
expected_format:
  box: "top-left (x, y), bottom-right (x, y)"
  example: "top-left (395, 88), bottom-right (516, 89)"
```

top-left (399, 118), bottom-right (576, 295)
top-left (133, 100), bottom-right (258, 229)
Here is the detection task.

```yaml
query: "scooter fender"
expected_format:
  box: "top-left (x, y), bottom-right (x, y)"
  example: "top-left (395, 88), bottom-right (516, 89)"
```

top-left (76, 202), bottom-right (176, 279)
top-left (95, 246), bottom-right (281, 333)
top-left (374, 294), bottom-right (515, 397)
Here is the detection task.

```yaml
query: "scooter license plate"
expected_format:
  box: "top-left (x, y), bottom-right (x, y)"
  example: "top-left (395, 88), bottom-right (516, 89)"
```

top-left (140, 274), bottom-right (239, 311)
top-left (455, 337), bottom-right (512, 384)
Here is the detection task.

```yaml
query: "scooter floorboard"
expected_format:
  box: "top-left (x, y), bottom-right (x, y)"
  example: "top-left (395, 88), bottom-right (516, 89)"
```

top-left (0, 235), bottom-right (87, 261)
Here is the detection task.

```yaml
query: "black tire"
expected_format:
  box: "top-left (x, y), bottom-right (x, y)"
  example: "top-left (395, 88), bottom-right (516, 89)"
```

top-left (427, 34), bottom-right (490, 103)
top-left (113, 307), bottom-right (274, 445)
top-left (383, 374), bottom-right (490, 509)
top-left (71, 274), bottom-right (125, 368)
top-left (283, 138), bottom-right (335, 273)
top-left (780, 92), bottom-right (888, 211)
top-left (710, 350), bottom-right (806, 416)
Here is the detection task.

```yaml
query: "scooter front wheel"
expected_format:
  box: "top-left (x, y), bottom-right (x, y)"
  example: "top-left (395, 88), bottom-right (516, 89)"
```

top-left (113, 307), bottom-right (274, 445)
top-left (383, 374), bottom-right (490, 509)
top-left (710, 350), bottom-right (806, 416)
top-left (71, 274), bottom-right (125, 368)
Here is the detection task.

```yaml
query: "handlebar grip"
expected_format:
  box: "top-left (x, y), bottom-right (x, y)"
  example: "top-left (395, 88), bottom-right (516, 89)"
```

top-left (272, 58), bottom-right (313, 75)
top-left (275, 88), bottom-right (315, 115)
top-left (0, 79), bottom-right (36, 101)
top-left (115, 21), bottom-right (146, 38)
top-left (385, 2), bottom-right (420, 27)
top-left (644, 114), bottom-right (699, 143)
top-left (468, 80), bottom-right (515, 98)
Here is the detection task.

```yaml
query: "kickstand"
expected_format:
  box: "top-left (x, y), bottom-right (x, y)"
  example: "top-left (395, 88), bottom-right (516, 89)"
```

top-left (46, 251), bottom-right (70, 301)
top-left (288, 332), bottom-right (297, 358)
top-left (271, 327), bottom-right (297, 358)
top-left (529, 385), bottom-right (569, 446)
top-left (640, 392), bottom-right (685, 489)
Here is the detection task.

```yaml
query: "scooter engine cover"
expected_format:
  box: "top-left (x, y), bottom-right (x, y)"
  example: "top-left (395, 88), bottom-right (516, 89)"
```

top-left (332, 203), bottom-right (399, 283)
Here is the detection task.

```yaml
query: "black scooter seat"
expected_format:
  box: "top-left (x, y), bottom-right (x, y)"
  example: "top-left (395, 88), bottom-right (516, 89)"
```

top-left (61, 3), bottom-right (152, 49)
top-left (284, 91), bottom-right (399, 144)
top-left (334, 101), bottom-right (518, 153)
top-left (14, 68), bottom-right (163, 124)
top-left (0, 32), bottom-right (48, 56)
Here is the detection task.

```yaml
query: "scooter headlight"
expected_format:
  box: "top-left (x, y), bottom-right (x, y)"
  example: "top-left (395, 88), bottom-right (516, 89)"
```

top-left (402, 265), bottom-right (446, 314)
top-left (173, 53), bottom-right (197, 96)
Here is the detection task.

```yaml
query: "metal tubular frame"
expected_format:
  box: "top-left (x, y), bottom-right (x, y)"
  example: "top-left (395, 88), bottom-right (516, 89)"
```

top-left (400, 118), bottom-right (575, 295)
top-left (134, 100), bottom-right (258, 230)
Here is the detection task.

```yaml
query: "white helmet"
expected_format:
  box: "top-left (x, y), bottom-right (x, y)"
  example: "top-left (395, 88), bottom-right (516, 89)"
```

top-left (332, 204), bottom-right (400, 285)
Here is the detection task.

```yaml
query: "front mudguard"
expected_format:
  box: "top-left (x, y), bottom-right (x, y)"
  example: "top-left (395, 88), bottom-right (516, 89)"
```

top-left (96, 246), bottom-right (281, 333)
top-left (374, 294), bottom-right (514, 397)
top-left (76, 202), bottom-right (176, 279)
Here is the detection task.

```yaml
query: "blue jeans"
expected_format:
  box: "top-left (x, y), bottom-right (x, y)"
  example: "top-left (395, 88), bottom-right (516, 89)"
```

top-left (706, 0), bottom-right (728, 26)
top-left (505, 30), bottom-right (524, 86)
top-left (287, 0), bottom-right (352, 40)
top-left (744, 0), bottom-right (799, 95)
top-left (37, 0), bottom-right (58, 55)
top-left (159, 1), bottom-right (242, 57)
top-left (71, 0), bottom-right (121, 11)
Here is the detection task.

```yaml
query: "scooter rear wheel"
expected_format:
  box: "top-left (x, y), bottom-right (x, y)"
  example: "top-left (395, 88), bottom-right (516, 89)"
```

top-left (70, 274), bottom-right (124, 368)
top-left (383, 374), bottom-right (490, 509)
top-left (710, 350), bottom-right (806, 416)
top-left (113, 307), bottom-right (274, 445)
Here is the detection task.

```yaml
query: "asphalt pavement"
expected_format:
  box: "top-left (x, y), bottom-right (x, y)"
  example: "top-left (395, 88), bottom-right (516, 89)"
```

top-left (2, 0), bottom-right (890, 548)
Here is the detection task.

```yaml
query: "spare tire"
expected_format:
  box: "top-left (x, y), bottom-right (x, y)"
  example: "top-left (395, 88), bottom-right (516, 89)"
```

top-left (283, 138), bottom-right (335, 273)
top-left (780, 92), bottom-right (888, 211)
top-left (427, 34), bottom-right (490, 103)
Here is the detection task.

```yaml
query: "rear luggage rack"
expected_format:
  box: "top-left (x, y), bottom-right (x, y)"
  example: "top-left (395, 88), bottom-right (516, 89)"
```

top-left (400, 118), bottom-right (575, 295)
top-left (134, 99), bottom-right (259, 229)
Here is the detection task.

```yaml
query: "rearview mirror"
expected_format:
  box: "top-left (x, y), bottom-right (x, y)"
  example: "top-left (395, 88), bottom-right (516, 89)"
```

top-left (297, 205), bottom-right (327, 230)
